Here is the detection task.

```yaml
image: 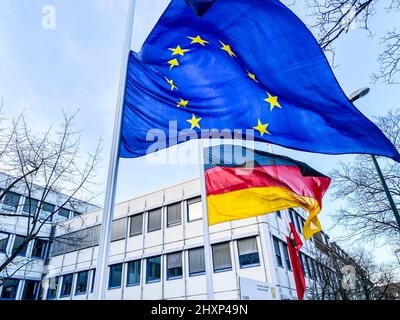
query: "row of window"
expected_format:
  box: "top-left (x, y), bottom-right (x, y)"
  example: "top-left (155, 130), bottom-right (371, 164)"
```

top-left (0, 279), bottom-right (40, 300)
top-left (129, 196), bottom-right (202, 236)
top-left (50, 197), bottom-right (203, 257)
top-left (0, 232), bottom-right (48, 259)
top-left (0, 190), bottom-right (81, 221)
top-left (47, 237), bottom-right (260, 299)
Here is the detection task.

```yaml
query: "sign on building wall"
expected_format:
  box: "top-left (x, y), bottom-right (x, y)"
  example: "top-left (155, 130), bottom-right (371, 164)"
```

top-left (239, 277), bottom-right (276, 300)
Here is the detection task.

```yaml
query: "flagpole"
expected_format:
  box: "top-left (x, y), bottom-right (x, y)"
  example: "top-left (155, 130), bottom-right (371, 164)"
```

top-left (93, 0), bottom-right (136, 300)
top-left (198, 139), bottom-right (214, 300)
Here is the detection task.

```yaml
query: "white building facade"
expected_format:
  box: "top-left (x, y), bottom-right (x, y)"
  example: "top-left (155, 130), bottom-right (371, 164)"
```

top-left (40, 179), bottom-right (337, 301)
top-left (0, 173), bottom-right (98, 300)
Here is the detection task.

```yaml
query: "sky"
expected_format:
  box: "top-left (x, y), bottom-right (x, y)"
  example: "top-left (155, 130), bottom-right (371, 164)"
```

top-left (0, 0), bottom-right (399, 264)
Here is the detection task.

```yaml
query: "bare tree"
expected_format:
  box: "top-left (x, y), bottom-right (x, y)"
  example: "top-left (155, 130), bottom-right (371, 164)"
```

top-left (0, 106), bottom-right (101, 283)
top-left (329, 109), bottom-right (400, 245)
top-left (301, 0), bottom-right (400, 83)
top-left (309, 245), bottom-right (398, 300)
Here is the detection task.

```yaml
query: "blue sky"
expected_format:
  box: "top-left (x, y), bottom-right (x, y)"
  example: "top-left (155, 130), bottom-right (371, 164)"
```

top-left (1, 0), bottom-right (399, 263)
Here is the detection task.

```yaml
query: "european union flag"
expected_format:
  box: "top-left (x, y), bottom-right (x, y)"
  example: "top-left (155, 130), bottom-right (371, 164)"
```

top-left (120, 0), bottom-right (400, 161)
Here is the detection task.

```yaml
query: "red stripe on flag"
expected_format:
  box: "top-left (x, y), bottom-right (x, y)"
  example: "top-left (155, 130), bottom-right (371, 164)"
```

top-left (205, 165), bottom-right (331, 204)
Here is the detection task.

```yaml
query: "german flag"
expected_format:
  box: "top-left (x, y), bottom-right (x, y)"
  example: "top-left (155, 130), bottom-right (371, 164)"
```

top-left (204, 145), bottom-right (331, 239)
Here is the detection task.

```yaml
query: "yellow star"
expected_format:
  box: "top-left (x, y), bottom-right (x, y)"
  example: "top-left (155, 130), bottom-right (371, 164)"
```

top-left (176, 98), bottom-right (189, 108)
top-left (187, 114), bottom-right (202, 129)
top-left (165, 77), bottom-right (178, 91)
top-left (253, 119), bottom-right (271, 136)
top-left (168, 58), bottom-right (180, 69)
top-left (220, 41), bottom-right (236, 58)
top-left (247, 70), bottom-right (259, 83)
top-left (188, 35), bottom-right (209, 46)
top-left (169, 45), bottom-right (190, 56)
top-left (264, 92), bottom-right (281, 111)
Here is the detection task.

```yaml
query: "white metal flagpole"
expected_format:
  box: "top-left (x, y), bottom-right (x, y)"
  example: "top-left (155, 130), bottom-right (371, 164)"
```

top-left (198, 139), bottom-right (214, 300)
top-left (94, 0), bottom-right (136, 300)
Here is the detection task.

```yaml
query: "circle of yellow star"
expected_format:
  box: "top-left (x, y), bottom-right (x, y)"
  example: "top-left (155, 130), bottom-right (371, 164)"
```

top-left (188, 35), bottom-right (209, 46)
top-left (168, 58), bottom-right (180, 69)
top-left (187, 114), bottom-right (202, 129)
top-left (169, 45), bottom-right (190, 56)
top-left (247, 70), bottom-right (259, 83)
top-left (165, 77), bottom-right (178, 91)
top-left (177, 98), bottom-right (189, 108)
top-left (220, 41), bottom-right (236, 58)
top-left (264, 92), bottom-right (281, 111)
top-left (253, 119), bottom-right (271, 136)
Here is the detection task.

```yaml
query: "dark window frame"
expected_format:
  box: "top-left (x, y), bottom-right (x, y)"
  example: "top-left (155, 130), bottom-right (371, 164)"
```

top-left (147, 208), bottom-right (162, 233)
top-left (212, 242), bottom-right (232, 273)
top-left (32, 239), bottom-right (48, 259)
top-left (188, 247), bottom-right (206, 277)
top-left (166, 202), bottom-right (182, 227)
top-left (0, 279), bottom-right (20, 300)
top-left (75, 270), bottom-right (89, 295)
top-left (46, 276), bottom-right (59, 300)
top-left (237, 237), bottom-right (261, 269)
top-left (108, 263), bottom-right (123, 290)
top-left (166, 252), bottom-right (183, 280)
top-left (0, 232), bottom-right (10, 253)
top-left (187, 197), bottom-right (202, 222)
top-left (272, 236), bottom-right (283, 268)
top-left (129, 213), bottom-right (143, 237)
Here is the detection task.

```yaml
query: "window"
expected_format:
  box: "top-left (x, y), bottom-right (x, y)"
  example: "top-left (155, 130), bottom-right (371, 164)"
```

top-left (167, 252), bottom-right (182, 280)
top-left (73, 211), bottom-right (81, 217)
top-left (12, 235), bottom-right (28, 257)
top-left (22, 198), bottom-right (38, 216)
top-left (237, 237), bottom-right (260, 268)
top-left (22, 280), bottom-right (39, 300)
top-left (212, 242), bottom-right (232, 272)
top-left (302, 254), bottom-right (310, 278)
top-left (46, 277), bottom-right (59, 300)
top-left (273, 237), bottom-right (283, 268)
top-left (108, 264), bottom-right (122, 289)
top-left (167, 202), bottom-right (181, 227)
top-left (126, 260), bottom-right (141, 286)
top-left (32, 239), bottom-right (47, 259)
top-left (288, 209), bottom-right (298, 232)
top-left (281, 242), bottom-right (292, 271)
top-left (146, 256), bottom-right (161, 283)
top-left (296, 215), bottom-right (304, 233)
top-left (2, 192), bottom-right (20, 212)
top-left (75, 270), bottom-right (89, 295)
top-left (111, 218), bottom-right (127, 241)
top-left (129, 214), bottom-right (143, 237)
top-left (0, 279), bottom-right (19, 299)
top-left (0, 232), bottom-right (9, 252)
top-left (57, 208), bottom-right (70, 221)
top-left (147, 208), bottom-right (161, 232)
top-left (188, 247), bottom-right (205, 276)
top-left (40, 203), bottom-right (55, 221)
top-left (90, 269), bottom-right (96, 293)
top-left (276, 210), bottom-right (282, 218)
top-left (60, 274), bottom-right (73, 297)
top-left (187, 197), bottom-right (202, 222)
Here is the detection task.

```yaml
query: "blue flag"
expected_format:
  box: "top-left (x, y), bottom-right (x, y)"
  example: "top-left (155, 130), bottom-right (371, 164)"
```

top-left (120, 0), bottom-right (400, 161)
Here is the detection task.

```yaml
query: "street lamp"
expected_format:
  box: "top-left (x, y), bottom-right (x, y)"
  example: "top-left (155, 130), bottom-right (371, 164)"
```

top-left (349, 88), bottom-right (400, 231)
top-left (349, 87), bottom-right (370, 103)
